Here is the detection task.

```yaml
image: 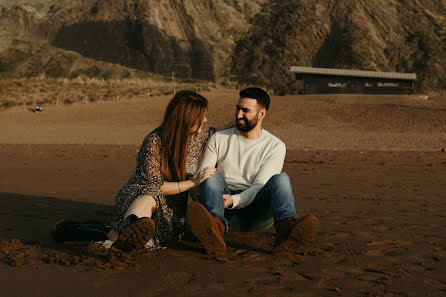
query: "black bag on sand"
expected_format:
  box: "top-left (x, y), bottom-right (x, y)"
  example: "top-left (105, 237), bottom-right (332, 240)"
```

top-left (51, 220), bottom-right (111, 242)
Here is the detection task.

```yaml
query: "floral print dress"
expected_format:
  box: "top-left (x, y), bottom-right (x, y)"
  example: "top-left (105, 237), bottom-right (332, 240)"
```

top-left (110, 127), bottom-right (215, 249)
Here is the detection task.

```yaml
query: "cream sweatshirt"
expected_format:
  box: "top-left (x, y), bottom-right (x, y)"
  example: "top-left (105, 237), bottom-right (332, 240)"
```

top-left (198, 127), bottom-right (286, 209)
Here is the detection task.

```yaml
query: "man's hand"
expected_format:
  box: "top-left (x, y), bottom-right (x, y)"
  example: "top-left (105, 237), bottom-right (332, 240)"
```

top-left (223, 194), bottom-right (233, 208)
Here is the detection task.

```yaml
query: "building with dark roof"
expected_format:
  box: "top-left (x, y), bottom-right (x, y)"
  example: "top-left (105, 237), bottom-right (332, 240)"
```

top-left (290, 66), bottom-right (417, 95)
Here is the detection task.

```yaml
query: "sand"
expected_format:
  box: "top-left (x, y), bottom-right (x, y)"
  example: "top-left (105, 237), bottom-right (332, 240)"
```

top-left (1, 88), bottom-right (445, 296)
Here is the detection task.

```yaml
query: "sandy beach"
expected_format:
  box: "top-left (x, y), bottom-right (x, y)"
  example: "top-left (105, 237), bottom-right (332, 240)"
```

top-left (1, 88), bottom-right (445, 296)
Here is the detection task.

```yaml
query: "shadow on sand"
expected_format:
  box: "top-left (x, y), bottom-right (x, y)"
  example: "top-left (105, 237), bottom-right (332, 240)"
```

top-left (0, 192), bottom-right (114, 242)
top-left (0, 192), bottom-right (275, 270)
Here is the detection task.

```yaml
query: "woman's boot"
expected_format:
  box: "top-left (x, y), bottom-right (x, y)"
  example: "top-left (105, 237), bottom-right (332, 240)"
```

top-left (112, 214), bottom-right (155, 252)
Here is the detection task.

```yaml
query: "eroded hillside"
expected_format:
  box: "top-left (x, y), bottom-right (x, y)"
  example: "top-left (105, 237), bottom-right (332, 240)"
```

top-left (232, 0), bottom-right (446, 94)
top-left (0, 0), bottom-right (445, 94)
top-left (0, 0), bottom-right (265, 81)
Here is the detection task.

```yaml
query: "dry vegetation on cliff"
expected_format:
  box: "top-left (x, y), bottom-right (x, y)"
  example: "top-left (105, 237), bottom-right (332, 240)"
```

top-left (0, 75), bottom-right (218, 110)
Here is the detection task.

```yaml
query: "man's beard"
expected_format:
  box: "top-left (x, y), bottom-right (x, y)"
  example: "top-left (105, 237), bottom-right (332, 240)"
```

top-left (236, 114), bottom-right (259, 132)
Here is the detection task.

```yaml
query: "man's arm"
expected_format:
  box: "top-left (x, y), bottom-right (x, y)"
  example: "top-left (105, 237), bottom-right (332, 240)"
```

top-left (198, 133), bottom-right (218, 171)
top-left (229, 142), bottom-right (286, 209)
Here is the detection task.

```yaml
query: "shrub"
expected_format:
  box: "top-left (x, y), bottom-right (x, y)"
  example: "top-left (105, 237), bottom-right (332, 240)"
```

top-left (0, 61), bottom-right (14, 72)
top-left (36, 98), bottom-right (52, 105)
top-left (1, 100), bottom-right (17, 108)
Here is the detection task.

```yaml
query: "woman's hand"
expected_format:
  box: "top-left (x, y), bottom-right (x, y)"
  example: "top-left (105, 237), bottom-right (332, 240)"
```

top-left (192, 166), bottom-right (217, 187)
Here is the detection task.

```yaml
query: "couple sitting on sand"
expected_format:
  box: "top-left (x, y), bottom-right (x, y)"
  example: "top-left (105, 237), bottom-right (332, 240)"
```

top-left (53, 88), bottom-right (318, 255)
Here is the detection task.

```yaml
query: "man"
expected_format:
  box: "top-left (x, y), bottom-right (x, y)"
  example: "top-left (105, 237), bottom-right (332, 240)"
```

top-left (187, 87), bottom-right (318, 255)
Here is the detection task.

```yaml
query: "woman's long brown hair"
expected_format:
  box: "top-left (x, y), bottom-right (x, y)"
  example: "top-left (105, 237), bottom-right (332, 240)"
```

top-left (159, 90), bottom-right (208, 181)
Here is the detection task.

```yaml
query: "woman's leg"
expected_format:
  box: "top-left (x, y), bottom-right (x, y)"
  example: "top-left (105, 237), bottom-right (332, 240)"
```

top-left (123, 194), bottom-right (157, 220)
top-left (107, 194), bottom-right (157, 241)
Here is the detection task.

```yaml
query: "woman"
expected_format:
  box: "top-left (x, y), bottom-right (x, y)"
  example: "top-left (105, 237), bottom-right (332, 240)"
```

top-left (52, 90), bottom-right (232, 251)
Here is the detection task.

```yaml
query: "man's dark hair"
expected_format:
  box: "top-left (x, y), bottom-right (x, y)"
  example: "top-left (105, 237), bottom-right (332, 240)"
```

top-left (239, 87), bottom-right (270, 111)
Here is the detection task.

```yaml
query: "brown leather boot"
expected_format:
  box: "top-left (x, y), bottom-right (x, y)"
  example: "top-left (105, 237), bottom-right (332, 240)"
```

top-left (187, 201), bottom-right (226, 256)
top-left (273, 215), bottom-right (318, 253)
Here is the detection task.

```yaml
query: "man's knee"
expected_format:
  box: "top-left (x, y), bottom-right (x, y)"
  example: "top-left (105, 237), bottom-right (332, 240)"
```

top-left (201, 170), bottom-right (226, 191)
top-left (268, 173), bottom-right (291, 188)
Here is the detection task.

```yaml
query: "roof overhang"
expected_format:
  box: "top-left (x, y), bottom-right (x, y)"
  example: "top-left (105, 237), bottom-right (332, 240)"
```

top-left (290, 66), bottom-right (417, 80)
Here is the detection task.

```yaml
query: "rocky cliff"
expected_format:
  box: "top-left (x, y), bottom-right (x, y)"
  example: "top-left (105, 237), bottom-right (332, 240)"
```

top-left (0, 0), bottom-right (445, 94)
top-left (232, 0), bottom-right (446, 94)
top-left (0, 0), bottom-right (265, 81)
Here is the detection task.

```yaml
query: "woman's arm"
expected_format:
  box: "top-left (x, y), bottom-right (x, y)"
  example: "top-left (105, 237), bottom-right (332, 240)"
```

top-left (160, 166), bottom-right (217, 196)
top-left (160, 180), bottom-right (196, 196)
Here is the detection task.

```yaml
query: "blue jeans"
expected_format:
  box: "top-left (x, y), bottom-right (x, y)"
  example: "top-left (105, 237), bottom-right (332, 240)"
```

top-left (199, 171), bottom-right (298, 232)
